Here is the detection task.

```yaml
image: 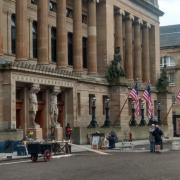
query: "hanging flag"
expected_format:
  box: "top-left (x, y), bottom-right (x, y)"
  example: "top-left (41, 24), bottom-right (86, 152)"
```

top-left (143, 83), bottom-right (153, 118)
top-left (129, 83), bottom-right (140, 116)
top-left (176, 91), bottom-right (180, 101)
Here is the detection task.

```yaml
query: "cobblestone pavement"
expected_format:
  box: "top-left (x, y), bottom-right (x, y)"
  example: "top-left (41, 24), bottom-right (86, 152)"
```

top-left (0, 150), bottom-right (180, 180)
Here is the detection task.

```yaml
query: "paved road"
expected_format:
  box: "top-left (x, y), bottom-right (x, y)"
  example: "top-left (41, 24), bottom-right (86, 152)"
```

top-left (0, 151), bottom-right (180, 180)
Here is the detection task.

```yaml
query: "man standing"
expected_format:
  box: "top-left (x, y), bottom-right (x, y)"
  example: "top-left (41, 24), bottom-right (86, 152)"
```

top-left (149, 124), bottom-right (155, 152)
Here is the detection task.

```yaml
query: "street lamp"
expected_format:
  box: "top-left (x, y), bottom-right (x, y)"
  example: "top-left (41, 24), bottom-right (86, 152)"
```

top-left (88, 97), bottom-right (98, 128)
top-left (102, 98), bottom-right (110, 127)
top-left (129, 101), bottom-right (137, 126)
top-left (139, 101), bottom-right (146, 126)
top-left (157, 102), bottom-right (161, 125)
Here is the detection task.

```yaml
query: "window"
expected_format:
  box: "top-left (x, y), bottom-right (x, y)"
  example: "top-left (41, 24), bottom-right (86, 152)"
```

top-left (167, 72), bottom-right (175, 85)
top-left (160, 56), bottom-right (176, 68)
top-left (103, 96), bottom-right (109, 115)
top-left (32, 21), bottom-right (37, 58)
top-left (49, 1), bottom-right (57, 12)
top-left (11, 14), bottom-right (16, 54)
top-left (51, 27), bottom-right (56, 63)
top-left (89, 94), bottom-right (95, 115)
top-left (68, 32), bottom-right (73, 66)
top-left (82, 14), bottom-right (88, 24)
top-left (83, 37), bottom-right (87, 68)
top-left (31, 0), bottom-right (37, 5)
top-left (66, 8), bottom-right (73, 18)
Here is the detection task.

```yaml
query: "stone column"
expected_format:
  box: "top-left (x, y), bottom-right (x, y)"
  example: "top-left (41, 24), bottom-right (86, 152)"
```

top-left (16, 0), bottom-right (28, 60)
top-left (142, 22), bottom-right (151, 82)
top-left (87, 0), bottom-right (97, 74)
top-left (114, 9), bottom-right (125, 68)
top-left (73, 0), bottom-right (83, 72)
top-left (125, 14), bottom-right (134, 80)
top-left (0, 0), bottom-right (3, 55)
top-left (37, 0), bottom-right (49, 64)
top-left (134, 18), bottom-right (142, 81)
top-left (56, 0), bottom-right (67, 68)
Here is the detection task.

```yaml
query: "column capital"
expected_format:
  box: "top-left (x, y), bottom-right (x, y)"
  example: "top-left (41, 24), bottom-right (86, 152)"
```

top-left (143, 22), bottom-right (151, 28)
top-left (134, 17), bottom-right (143, 25)
top-left (115, 9), bottom-right (125, 16)
top-left (126, 14), bottom-right (134, 21)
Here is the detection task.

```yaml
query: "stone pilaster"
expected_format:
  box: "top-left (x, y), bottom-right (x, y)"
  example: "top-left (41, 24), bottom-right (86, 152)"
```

top-left (16, 0), bottom-right (28, 60)
top-left (57, 0), bottom-right (67, 67)
top-left (142, 22), bottom-right (151, 82)
top-left (37, 0), bottom-right (49, 64)
top-left (134, 18), bottom-right (143, 81)
top-left (73, 0), bottom-right (83, 72)
top-left (0, 0), bottom-right (3, 55)
top-left (125, 14), bottom-right (134, 80)
top-left (87, 0), bottom-right (97, 74)
top-left (114, 9), bottom-right (125, 69)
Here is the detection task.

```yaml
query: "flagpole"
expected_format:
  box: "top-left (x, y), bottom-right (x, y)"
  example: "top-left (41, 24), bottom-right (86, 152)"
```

top-left (162, 103), bottom-right (174, 124)
top-left (119, 96), bottom-right (129, 116)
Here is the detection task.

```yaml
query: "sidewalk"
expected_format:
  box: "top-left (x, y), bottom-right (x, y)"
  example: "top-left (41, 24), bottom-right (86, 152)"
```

top-left (1, 137), bottom-right (180, 161)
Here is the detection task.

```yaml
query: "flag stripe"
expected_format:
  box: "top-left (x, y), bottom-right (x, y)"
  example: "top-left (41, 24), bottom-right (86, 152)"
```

top-left (143, 85), bottom-right (153, 118)
top-left (176, 91), bottom-right (180, 101)
top-left (129, 87), bottom-right (140, 117)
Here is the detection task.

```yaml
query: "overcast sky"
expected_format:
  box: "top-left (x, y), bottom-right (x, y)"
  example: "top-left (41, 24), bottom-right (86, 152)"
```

top-left (159, 0), bottom-right (180, 26)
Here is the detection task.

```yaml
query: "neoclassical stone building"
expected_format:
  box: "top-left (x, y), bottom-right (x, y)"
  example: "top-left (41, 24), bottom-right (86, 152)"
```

top-left (160, 25), bottom-right (180, 136)
top-left (0, 0), bottom-right (173, 143)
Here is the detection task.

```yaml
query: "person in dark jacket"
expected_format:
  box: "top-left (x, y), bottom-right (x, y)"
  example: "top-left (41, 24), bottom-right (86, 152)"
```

top-left (65, 123), bottom-right (72, 140)
top-left (152, 125), bottom-right (163, 153)
top-left (107, 131), bottom-right (118, 149)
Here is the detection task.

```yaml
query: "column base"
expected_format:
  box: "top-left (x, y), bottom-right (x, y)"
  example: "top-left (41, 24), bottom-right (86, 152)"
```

top-left (27, 128), bottom-right (43, 141)
top-left (54, 127), bottom-right (63, 141)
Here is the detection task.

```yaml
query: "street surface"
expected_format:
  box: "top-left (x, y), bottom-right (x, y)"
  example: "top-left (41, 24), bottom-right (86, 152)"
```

top-left (0, 151), bottom-right (180, 180)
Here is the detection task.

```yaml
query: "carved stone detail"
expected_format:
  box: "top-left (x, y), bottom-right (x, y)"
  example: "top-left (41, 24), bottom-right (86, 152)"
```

top-left (29, 84), bottom-right (40, 128)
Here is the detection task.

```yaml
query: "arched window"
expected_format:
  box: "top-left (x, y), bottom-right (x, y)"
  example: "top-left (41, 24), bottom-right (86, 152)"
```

top-left (11, 14), bottom-right (16, 54)
top-left (32, 21), bottom-right (37, 58)
top-left (51, 27), bottom-right (56, 63)
top-left (160, 56), bottom-right (176, 68)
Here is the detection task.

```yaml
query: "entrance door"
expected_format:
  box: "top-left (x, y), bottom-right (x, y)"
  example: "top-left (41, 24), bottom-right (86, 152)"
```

top-left (35, 102), bottom-right (45, 128)
top-left (16, 101), bottom-right (23, 129)
top-left (173, 115), bottom-right (180, 137)
top-left (58, 93), bottom-right (65, 128)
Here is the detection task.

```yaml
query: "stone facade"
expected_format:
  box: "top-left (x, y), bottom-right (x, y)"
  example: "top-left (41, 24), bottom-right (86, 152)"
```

top-left (0, 0), bottom-right (172, 143)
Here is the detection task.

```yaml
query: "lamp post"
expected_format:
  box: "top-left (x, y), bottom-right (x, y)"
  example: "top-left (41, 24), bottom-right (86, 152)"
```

top-left (103, 98), bottom-right (110, 127)
top-left (88, 97), bottom-right (98, 128)
top-left (157, 102), bottom-right (161, 125)
top-left (129, 101), bottom-right (136, 126)
top-left (139, 101), bottom-right (146, 126)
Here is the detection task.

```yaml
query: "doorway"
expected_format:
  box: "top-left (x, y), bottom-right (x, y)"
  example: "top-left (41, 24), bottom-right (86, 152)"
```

top-left (173, 115), bottom-right (180, 137)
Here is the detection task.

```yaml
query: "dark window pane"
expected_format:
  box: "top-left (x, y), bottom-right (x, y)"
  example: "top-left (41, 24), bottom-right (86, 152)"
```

top-left (32, 21), bottom-right (37, 58)
top-left (11, 14), bottom-right (16, 54)
top-left (51, 27), bottom-right (57, 63)
top-left (83, 37), bottom-right (87, 68)
top-left (68, 32), bottom-right (73, 66)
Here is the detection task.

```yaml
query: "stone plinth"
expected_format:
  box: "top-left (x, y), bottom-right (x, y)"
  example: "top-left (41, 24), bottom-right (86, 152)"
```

top-left (27, 128), bottom-right (42, 140)
top-left (54, 126), bottom-right (63, 141)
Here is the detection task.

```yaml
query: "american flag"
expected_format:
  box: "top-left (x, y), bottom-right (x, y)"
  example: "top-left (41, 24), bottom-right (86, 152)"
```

top-left (143, 84), bottom-right (153, 118)
top-left (129, 83), bottom-right (140, 117)
top-left (176, 91), bottom-right (180, 101)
